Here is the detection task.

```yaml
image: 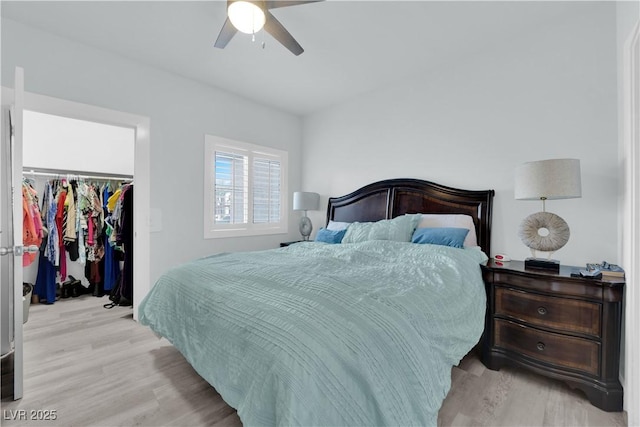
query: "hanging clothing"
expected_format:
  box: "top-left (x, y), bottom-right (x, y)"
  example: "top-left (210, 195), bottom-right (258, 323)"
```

top-left (64, 182), bottom-right (77, 242)
top-left (85, 183), bottom-right (105, 263)
top-left (55, 184), bottom-right (67, 248)
top-left (22, 180), bottom-right (43, 266)
top-left (34, 251), bottom-right (57, 304)
top-left (43, 182), bottom-right (59, 267)
top-left (26, 175), bottom-right (130, 304)
top-left (117, 184), bottom-right (134, 304)
top-left (101, 185), bottom-right (119, 292)
top-left (75, 181), bottom-right (87, 265)
top-left (102, 241), bottom-right (119, 291)
top-left (107, 187), bottom-right (121, 213)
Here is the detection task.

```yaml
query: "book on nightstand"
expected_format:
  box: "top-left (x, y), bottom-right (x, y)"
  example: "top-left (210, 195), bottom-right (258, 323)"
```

top-left (586, 262), bottom-right (625, 279)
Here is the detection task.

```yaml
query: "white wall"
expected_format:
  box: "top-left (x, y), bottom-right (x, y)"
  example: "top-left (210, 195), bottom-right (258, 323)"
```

top-left (23, 110), bottom-right (135, 176)
top-left (1, 18), bottom-right (304, 285)
top-left (302, 3), bottom-right (619, 268)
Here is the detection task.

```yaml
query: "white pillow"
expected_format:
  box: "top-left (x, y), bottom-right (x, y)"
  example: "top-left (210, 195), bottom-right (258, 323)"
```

top-left (326, 220), bottom-right (351, 231)
top-left (417, 214), bottom-right (478, 248)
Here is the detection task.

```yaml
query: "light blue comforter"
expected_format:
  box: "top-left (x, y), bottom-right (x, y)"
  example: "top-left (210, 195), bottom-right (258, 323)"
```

top-left (139, 241), bottom-right (487, 426)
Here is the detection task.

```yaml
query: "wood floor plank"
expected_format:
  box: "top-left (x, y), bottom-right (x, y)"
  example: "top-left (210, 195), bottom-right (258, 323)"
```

top-left (491, 369), bottom-right (548, 426)
top-left (1, 295), bottom-right (628, 426)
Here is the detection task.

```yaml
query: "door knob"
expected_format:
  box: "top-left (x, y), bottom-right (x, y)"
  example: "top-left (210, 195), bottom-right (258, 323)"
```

top-left (0, 245), bottom-right (38, 256)
top-left (0, 246), bottom-right (14, 256)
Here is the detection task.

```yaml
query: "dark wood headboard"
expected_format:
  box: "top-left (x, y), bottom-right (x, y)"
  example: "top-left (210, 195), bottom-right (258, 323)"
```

top-left (327, 178), bottom-right (495, 255)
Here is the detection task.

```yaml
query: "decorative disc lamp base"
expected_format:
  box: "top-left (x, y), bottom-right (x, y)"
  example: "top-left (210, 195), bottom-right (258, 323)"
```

top-left (299, 215), bottom-right (313, 241)
top-left (518, 211), bottom-right (570, 273)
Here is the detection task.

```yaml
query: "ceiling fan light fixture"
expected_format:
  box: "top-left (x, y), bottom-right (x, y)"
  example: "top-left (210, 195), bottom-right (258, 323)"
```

top-left (228, 1), bottom-right (266, 34)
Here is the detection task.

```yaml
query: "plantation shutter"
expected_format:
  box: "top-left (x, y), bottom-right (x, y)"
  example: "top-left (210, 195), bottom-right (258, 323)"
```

top-left (253, 157), bottom-right (281, 224)
top-left (214, 151), bottom-right (248, 224)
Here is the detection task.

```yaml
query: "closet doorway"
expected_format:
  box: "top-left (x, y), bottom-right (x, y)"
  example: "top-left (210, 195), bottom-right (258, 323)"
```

top-left (19, 91), bottom-right (150, 321)
top-left (23, 111), bottom-right (135, 306)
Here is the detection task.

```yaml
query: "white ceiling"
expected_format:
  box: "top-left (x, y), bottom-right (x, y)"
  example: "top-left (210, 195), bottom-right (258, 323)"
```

top-left (1, 1), bottom-right (580, 116)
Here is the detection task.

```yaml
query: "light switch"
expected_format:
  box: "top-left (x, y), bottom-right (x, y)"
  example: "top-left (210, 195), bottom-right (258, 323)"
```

top-left (150, 208), bottom-right (162, 232)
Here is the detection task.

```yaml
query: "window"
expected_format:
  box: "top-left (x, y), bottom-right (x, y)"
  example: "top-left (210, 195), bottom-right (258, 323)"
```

top-left (204, 135), bottom-right (288, 238)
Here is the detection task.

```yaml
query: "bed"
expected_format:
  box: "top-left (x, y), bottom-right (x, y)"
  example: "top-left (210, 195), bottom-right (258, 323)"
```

top-left (139, 178), bottom-right (494, 426)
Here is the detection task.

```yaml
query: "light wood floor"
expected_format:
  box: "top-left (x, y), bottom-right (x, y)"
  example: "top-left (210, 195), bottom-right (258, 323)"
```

top-left (1, 295), bottom-right (628, 426)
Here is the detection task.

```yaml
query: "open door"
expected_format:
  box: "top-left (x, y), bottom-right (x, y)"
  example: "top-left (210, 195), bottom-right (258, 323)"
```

top-left (0, 66), bottom-right (25, 400)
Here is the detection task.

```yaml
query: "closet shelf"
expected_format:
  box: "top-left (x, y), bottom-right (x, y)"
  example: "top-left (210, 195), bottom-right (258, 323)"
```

top-left (23, 166), bottom-right (133, 181)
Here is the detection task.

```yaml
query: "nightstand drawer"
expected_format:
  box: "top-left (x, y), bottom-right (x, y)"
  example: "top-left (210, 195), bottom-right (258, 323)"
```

top-left (492, 271), bottom-right (602, 299)
top-left (495, 319), bottom-right (600, 376)
top-left (495, 287), bottom-right (601, 336)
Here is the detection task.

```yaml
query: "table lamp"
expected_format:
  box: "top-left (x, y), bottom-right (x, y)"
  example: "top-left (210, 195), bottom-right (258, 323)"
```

top-left (293, 191), bottom-right (320, 241)
top-left (515, 158), bottom-right (582, 271)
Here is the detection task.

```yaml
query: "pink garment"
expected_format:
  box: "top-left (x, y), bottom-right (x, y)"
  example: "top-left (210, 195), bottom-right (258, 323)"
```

top-left (22, 191), bottom-right (37, 267)
top-left (31, 204), bottom-right (43, 238)
top-left (27, 185), bottom-right (44, 240)
top-left (87, 217), bottom-right (94, 246)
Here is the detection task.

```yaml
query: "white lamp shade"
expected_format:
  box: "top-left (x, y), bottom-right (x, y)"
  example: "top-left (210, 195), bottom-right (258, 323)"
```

top-left (515, 159), bottom-right (582, 201)
top-left (228, 1), bottom-right (266, 34)
top-left (293, 192), bottom-right (320, 211)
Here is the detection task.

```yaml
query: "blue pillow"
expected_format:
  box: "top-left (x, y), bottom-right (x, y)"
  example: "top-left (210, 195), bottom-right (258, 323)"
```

top-left (411, 227), bottom-right (469, 248)
top-left (315, 228), bottom-right (347, 244)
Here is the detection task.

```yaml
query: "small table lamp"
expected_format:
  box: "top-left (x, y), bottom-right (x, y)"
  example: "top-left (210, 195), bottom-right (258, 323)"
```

top-left (293, 191), bottom-right (320, 241)
top-left (515, 158), bottom-right (582, 271)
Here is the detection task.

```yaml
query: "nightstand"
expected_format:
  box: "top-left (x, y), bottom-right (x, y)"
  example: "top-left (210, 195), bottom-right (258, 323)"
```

top-left (480, 260), bottom-right (624, 412)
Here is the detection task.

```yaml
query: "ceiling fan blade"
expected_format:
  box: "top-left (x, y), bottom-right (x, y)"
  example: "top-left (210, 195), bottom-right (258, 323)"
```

top-left (214, 17), bottom-right (237, 49)
top-left (265, 0), bottom-right (324, 9)
top-left (263, 10), bottom-right (304, 56)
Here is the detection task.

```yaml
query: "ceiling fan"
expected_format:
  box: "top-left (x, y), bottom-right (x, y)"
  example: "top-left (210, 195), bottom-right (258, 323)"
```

top-left (214, 0), bottom-right (323, 56)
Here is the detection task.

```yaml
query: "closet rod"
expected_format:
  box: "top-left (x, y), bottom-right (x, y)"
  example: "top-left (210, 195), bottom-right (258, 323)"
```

top-left (23, 166), bottom-right (133, 181)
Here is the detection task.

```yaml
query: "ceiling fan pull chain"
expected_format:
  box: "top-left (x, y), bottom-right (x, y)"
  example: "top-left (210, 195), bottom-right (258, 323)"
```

top-left (251, 11), bottom-right (256, 42)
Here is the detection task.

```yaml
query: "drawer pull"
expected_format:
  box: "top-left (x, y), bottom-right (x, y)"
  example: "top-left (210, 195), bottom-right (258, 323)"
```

top-left (537, 306), bottom-right (547, 315)
top-left (536, 342), bottom-right (545, 351)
